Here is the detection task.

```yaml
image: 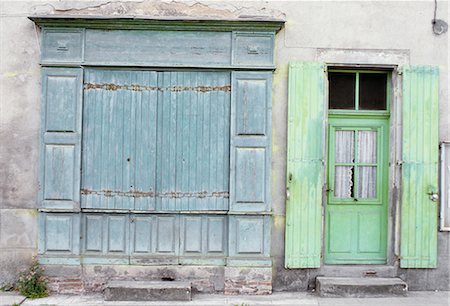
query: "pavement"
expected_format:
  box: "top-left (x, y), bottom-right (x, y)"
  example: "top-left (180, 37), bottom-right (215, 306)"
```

top-left (1, 291), bottom-right (449, 306)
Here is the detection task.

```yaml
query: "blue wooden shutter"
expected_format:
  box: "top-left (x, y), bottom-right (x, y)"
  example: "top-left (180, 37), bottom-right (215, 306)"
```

top-left (230, 71), bottom-right (272, 212)
top-left (81, 69), bottom-right (158, 211)
top-left (285, 62), bottom-right (325, 268)
top-left (39, 68), bottom-right (83, 210)
top-left (400, 66), bottom-right (439, 268)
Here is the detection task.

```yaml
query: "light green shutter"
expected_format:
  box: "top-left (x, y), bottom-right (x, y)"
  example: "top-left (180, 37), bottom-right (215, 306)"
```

top-left (401, 66), bottom-right (439, 268)
top-left (285, 62), bottom-right (325, 268)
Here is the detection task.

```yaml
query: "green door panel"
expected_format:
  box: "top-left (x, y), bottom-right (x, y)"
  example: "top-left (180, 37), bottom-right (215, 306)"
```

top-left (285, 62), bottom-right (325, 268)
top-left (400, 66), bottom-right (439, 268)
top-left (325, 117), bottom-right (389, 264)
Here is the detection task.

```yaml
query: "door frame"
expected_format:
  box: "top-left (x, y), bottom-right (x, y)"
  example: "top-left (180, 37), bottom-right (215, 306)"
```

top-left (322, 66), bottom-right (400, 267)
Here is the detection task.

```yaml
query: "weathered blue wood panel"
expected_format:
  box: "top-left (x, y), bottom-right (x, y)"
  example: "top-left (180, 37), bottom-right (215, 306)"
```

top-left (230, 72), bottom-right (272, 212)
top-left (45, 75), bottom-right (79, 132)
top-left (228, 215), bottom-right (270, 263)
top-left (132, 216), bottom-right (152, 254)
top-left (45, 215), bottom-right (72, 252)
top-left (39, 68), bottom-right (83, 211)
top-left (82, 70), bottom-right (230, 212)
top-left (181, 216), bottom-right (203, 253)
top-left (44, 145), bottom-right (75, 201)
top-left (84, 30), bottom-right (232, 67)
top-left (235, 78), bottom-right (267, 135)
top-left (84, 214), bottom-right (103, 252)
top-left (38, 213), bottom-right (80, 256)
top-left (41, 28), bottom-right (84, 64)
top-left (107, 215), bottom-right (128, 253)
top-left (207, 217), bottom-right (227, 253)
top-left (81, 70), bottom-right (157, 210)
top-left (232, 32), bottom-right (274, 67)
top-left (235, 148), bottom-right (265, 203)
top-left (81, 214), bottom-right (129, 264)
top-left (155, 216), bottom-right (178, 254)
top-left (156, 71), bottom-right (231, 211)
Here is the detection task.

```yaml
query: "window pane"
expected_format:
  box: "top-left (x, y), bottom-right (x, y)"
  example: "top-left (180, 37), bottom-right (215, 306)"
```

top-left (357, 131), bottom-right (377, 163)
top-left (335, 131), bottom-right (355, 163)
top-left (334, 166), bottom-right (354, 198)
top-left (329, 72), bottom-right (356, 110)
top-left (357, 166), bottom-right (377, 198)
top-left (359, 73), bottom-right (387, 110)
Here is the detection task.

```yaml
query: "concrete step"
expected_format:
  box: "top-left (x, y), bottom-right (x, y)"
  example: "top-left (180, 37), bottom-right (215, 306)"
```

top-left (316, 277), bottom-right (408, 298)
top-left (104, 280), bottom-right (191, 301)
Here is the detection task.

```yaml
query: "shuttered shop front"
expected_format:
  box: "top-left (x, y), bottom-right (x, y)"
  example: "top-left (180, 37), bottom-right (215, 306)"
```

top-left (34, 19), bottom-right (282, 266)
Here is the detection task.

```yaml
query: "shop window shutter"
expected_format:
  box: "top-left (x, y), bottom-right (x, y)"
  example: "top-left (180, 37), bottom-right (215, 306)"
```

top-left (39, 68), bottom-right (83, 211)
top-left (230, 71), bottom-right (272, 212)
top-left (400, 65), bottom-right (439, 268)
top-left (285, 62), bottom-right (325, 268)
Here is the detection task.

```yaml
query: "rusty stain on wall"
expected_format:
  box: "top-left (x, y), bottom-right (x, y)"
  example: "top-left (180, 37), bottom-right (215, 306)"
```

top-left (81, 188), bottom-right (229, 198)
top-left (84, 83), bottom-right (231, 92)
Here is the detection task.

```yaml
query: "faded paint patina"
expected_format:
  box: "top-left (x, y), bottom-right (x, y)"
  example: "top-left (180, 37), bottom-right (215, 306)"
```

top-left (400, 66), bottom-right (439, 268)
top-left (285, 62), bottom-right (325, 268)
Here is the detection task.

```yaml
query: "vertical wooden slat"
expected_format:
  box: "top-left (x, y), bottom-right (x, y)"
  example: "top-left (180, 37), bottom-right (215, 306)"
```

top-left (285, 62), bottom-right (325, 268)
top-left (401, 66), bottom-right (439, 268)
top-left (81, 70), bottom-right (157, 210)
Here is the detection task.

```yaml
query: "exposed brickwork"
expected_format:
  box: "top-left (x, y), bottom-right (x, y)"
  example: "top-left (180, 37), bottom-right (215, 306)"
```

top-left (42, 265), bottom-right (274, 295)
top-left (46, 277), bottom-right (84, 294)
top-left (224, 267), bottom-right (273, 295)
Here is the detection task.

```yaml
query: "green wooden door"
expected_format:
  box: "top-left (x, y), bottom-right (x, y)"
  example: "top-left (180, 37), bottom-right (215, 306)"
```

top-left (325, 117), bottom-right (389, 264)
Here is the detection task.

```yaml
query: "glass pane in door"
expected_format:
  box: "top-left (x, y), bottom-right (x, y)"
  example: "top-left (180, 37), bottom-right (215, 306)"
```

top-left (335, 131), bottom-right (355, 163)
top-left (334, 166), bottom-right (354, 198)
top-left (357, 166), bottom-right (377, 198)
top-left (357, 131), bottom-right (377, 163)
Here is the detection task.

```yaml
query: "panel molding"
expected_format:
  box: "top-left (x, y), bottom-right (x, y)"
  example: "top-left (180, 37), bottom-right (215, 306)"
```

top-left (39, 68), bottom-right (83, 211)
top-left (30, 18), bottom-right (283, 69)
top-left (230, 72), bottom-right (272, 212)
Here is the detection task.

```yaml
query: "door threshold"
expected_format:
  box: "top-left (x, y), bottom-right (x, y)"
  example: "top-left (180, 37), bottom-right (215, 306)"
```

top-left (319, 265), bottom-right (397, 278)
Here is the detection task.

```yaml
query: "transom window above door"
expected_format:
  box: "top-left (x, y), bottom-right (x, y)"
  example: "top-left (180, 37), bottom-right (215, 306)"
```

top-left (328, 70), bottom-right (389, 111)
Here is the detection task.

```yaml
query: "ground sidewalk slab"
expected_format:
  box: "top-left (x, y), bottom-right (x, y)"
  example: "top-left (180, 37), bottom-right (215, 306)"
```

top-left (0, 292), bottom-right (26, 306)
top-left (18, 291), bottom-right (450, 306)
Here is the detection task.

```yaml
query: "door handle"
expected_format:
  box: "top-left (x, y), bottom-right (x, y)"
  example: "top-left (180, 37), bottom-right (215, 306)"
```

top-left (428, 192), bottom-right (439, 202)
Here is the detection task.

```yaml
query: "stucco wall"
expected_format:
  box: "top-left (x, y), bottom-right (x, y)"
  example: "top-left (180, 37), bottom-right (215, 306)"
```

top-left (0, 0), bottom-right (448, 291)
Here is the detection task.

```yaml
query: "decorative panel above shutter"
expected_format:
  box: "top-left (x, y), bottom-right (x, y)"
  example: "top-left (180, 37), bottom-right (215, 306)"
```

top-left (39, 68), bottom-right (83, 211)
top-left (285, 62), bottom-right (325, 268)
top-left (230, 71), bottom-right (272, 212)
top-left (400, 66), bottom-right (439, 268)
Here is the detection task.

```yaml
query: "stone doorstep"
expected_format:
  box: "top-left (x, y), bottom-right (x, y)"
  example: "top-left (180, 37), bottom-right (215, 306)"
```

top-left (316, 277), bottom-right (408, 298)
top-left (104, 280), bottom-right (192, 301)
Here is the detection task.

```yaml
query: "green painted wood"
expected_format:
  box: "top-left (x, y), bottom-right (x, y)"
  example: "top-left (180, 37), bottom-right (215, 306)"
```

top-left (230, 71), bottom-right (272, 212)
top-left (400, 66), bottom-right (439, 268)
top-left (325, 117), bottom-right (389, 264)
top-left (39, 68), bottom-right (83, 211)
top-left (285, 62), bottom-right (324, 268)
